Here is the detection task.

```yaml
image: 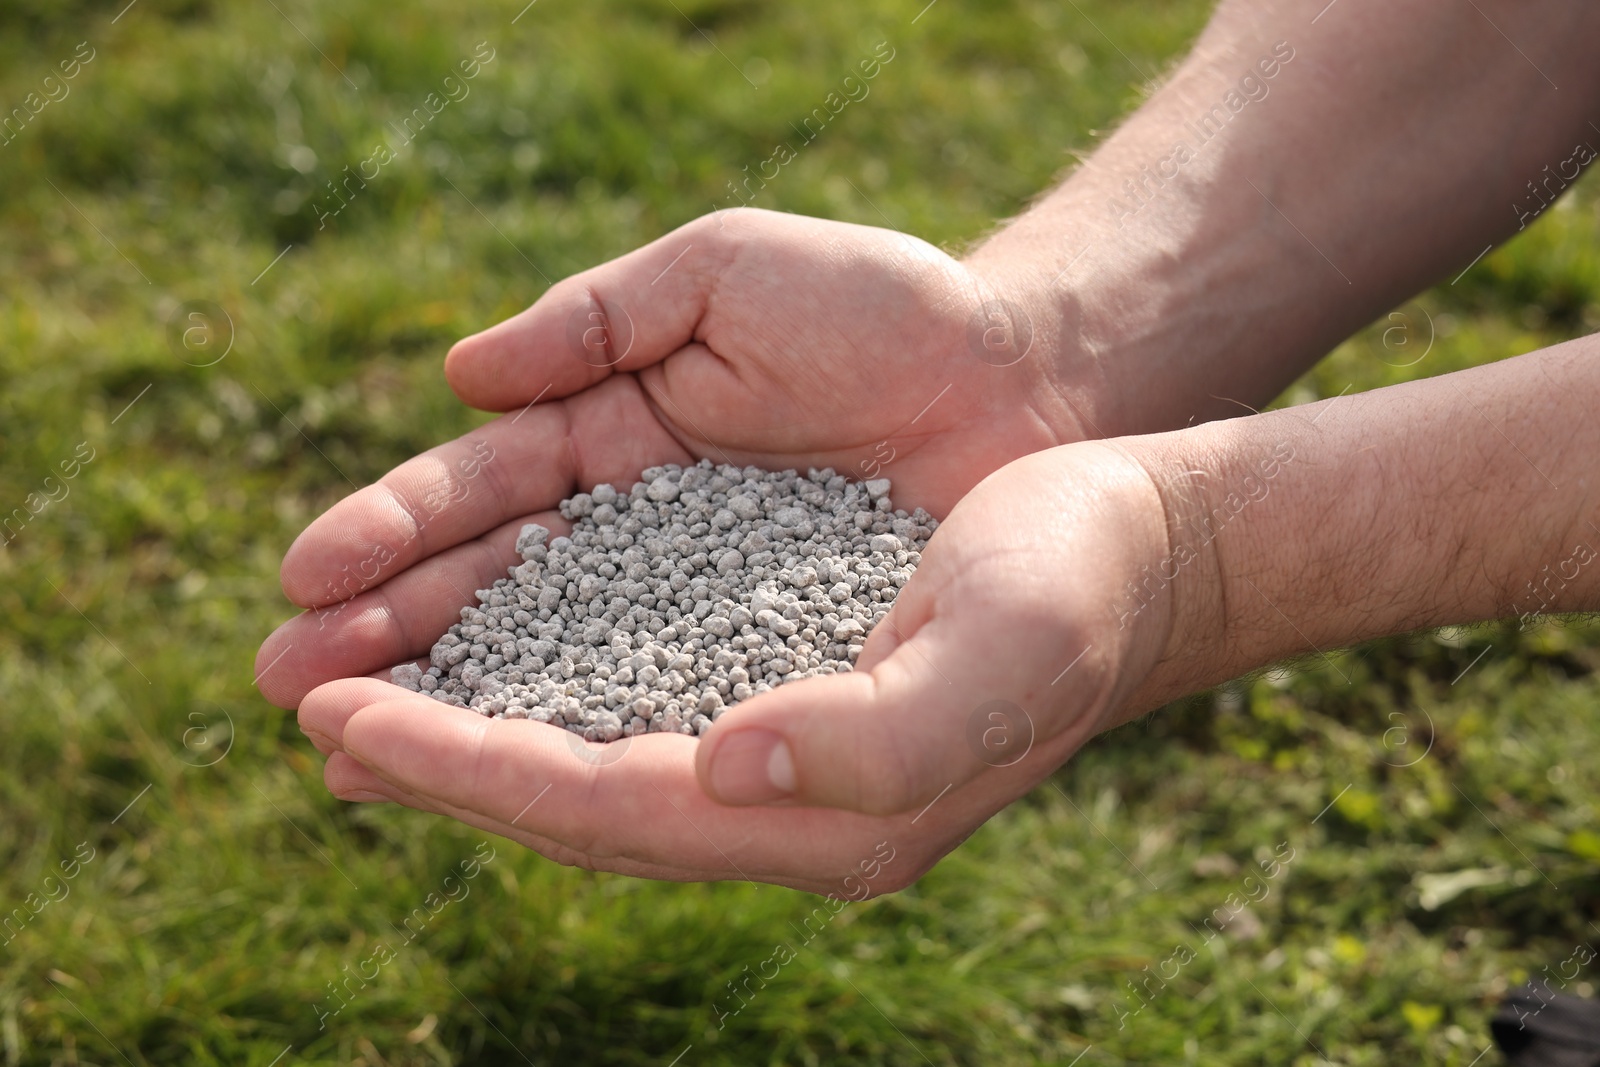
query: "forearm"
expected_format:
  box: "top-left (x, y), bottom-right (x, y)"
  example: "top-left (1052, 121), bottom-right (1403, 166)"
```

top-left (969, 0), bottom-right (1600, 439)
top-left (1123, 336), bottom-right (1600, 713)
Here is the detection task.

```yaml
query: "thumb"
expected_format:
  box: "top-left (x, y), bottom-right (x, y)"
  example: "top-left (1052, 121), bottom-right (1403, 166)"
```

top-left (445, 210), bottom-right (735, 410)
top-left (694, 612), bottom-right (1056, 816)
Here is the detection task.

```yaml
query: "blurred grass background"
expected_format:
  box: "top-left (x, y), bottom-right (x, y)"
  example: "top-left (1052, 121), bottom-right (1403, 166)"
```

top-left (1, 0), bottom-right (1598, 1063)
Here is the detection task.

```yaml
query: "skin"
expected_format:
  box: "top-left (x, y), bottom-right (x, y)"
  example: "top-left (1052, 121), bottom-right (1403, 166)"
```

top-left (261, 0), bottom-right (1600, 894)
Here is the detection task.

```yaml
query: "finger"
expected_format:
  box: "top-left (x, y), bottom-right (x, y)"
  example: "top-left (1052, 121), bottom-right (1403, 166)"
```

top-left (321, 752), bottom-right (697, 877)
top-left (339, 694), bottom-right (734, 872)
top-left (323, 752), bottom-right (393, 801)
top-left (279, 375), bottom-right (687, 609)
top-left (311, 679), bottom-right (893, 882)
top-left (298, 676), bottom-right (405, 752)
top-left (323, 719), bottom-right (1010, 897)
top-left (258, 511), bottom-right (566, 708)
top-left (695, 605), bottom-right (1091, 816)
top-left (321, 751), bottom-right (730, 884)
top-left (445, 211), bottom-right (744, 410)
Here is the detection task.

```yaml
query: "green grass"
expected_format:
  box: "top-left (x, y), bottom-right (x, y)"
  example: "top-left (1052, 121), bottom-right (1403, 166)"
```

top-left (2, 0), bottom-right (1599, 1062)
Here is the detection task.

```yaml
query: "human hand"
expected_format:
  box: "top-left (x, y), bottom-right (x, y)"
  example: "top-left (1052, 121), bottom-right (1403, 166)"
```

top-left (292, 442), bottom-right (1178, 893)
top-left (257, 207), bottom-right (1087, 709)
top-left (285, 334), bottom-right (1600, 892)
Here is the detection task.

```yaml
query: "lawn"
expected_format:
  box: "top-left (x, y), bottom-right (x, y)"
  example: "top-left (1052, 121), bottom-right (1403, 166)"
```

top-left (2, 0), bottom-right (1598, 1063)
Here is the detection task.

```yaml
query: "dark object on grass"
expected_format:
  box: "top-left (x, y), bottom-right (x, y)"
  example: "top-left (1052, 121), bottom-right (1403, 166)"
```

top-left (1492, 983), bottom-right (1600, 1066)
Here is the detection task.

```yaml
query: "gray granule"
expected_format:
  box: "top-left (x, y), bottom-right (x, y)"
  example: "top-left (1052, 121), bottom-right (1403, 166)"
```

top-left (392, 460), bottom-right (937, 740)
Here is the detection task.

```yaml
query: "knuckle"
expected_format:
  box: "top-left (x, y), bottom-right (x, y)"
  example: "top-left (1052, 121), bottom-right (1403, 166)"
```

top-left (852, 737), bottom-right (926, 816)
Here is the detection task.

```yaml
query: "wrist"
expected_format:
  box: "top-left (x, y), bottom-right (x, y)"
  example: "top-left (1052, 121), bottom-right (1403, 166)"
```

top-left (954, 252), bottom-right (1120, 448)
top-left (1110, 412), bottom-right (1306, 717)
top-left (1116, 339), bottom-right (1600, 715)
top-left (962, 197), bottom-right (1315, 444)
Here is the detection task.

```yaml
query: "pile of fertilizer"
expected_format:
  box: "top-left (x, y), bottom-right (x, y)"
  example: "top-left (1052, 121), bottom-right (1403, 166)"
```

top-left (392, 460), bottom-right (937, 741)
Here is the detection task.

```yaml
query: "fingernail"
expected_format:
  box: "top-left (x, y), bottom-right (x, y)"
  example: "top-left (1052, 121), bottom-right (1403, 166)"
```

top-left (338, 789), bottom-right (389, 803)
top-left (710, 729), bottom-right (795, 804)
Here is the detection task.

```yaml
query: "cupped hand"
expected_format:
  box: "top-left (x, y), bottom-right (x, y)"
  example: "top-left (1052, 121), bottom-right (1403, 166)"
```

top-left (291, 443), bottom-right (1179, 894)
top-left (258, 208), bottom-right (1084, 710)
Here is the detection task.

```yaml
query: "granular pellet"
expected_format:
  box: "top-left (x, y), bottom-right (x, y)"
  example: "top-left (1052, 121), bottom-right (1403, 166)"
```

top-left (392, 461), bottom-right (937, 741)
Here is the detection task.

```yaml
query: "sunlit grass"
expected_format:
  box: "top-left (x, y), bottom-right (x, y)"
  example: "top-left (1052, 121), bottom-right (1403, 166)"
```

top-left (0, 0), bottom-right (1596, 1062)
